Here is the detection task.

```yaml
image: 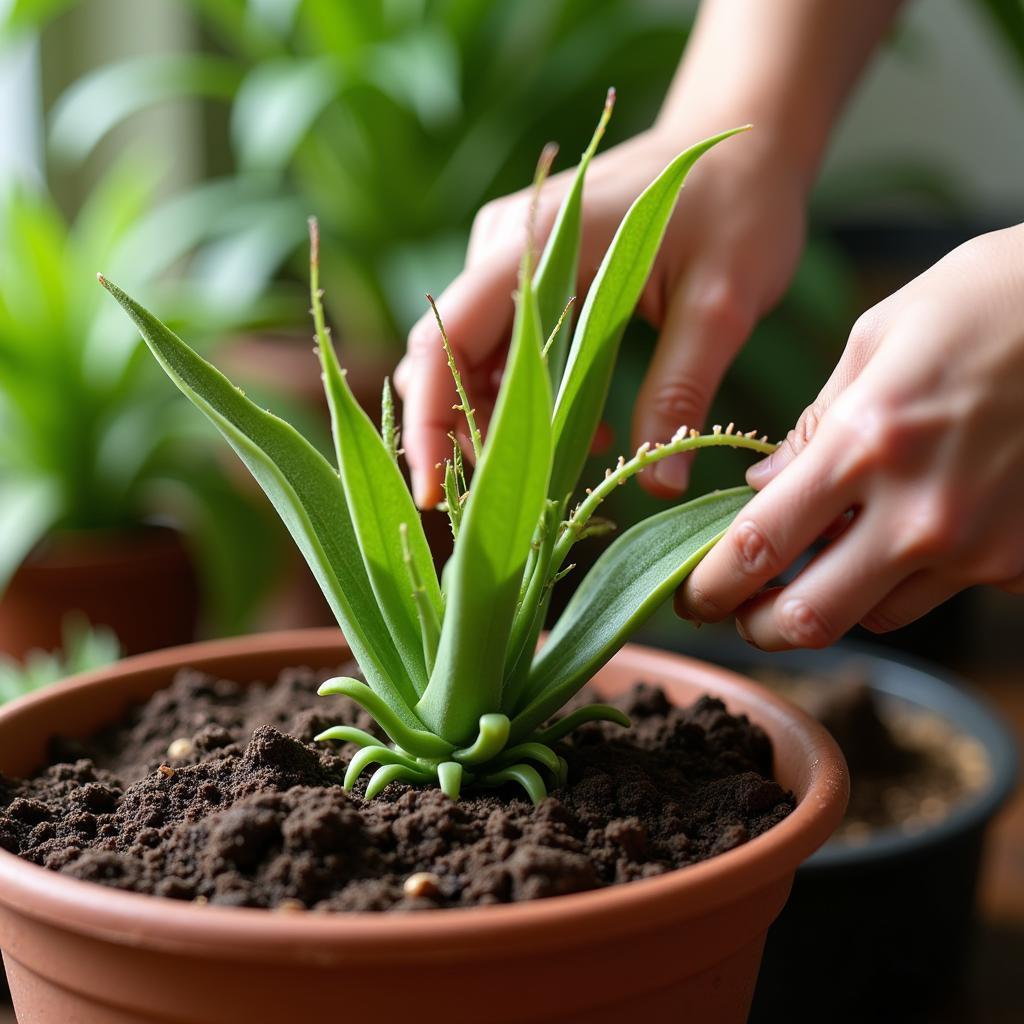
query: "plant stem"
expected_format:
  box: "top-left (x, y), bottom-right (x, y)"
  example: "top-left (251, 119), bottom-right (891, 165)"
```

top-left (426, 294), bottom-right (482, 462)
top-left (551, 428), bottom-right (777, 571)
top-left (380, 376), bottom-right (398, 462)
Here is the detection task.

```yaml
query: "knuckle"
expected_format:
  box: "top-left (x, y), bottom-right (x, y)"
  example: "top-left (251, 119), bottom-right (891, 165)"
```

top-left (860, 605), bottom-right (908, 635)
top-left (688, 278), bottom-right (752, 337)
top-left (848, 310), bottom-right (879, 354)
top-left (407, 317), bottom-right (444, 360)
top-left (730, 519), bottom-right (778, 577)
top-left (649, 377), bottom-right (707, 431)
top-left (473, 198), bottom-right (506, 230)
top-left (889, 496), bottom-right (962, 566)
top-left (826, 393), bottom-right (904, 480)
top-left (788, 404), bottom-right (822, 454)
top-left (777, 597), bottom-right (836, 648)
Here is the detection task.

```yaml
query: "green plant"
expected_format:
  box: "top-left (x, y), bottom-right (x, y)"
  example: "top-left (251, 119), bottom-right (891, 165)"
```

top-left (0, 166), bottom-right (279, 631)
top-left (0, 615), bottom-right (119, 704)
top-left (48, 0), bottom-right (695, 340)
top-left (99, 103), bottom-right (775, 804)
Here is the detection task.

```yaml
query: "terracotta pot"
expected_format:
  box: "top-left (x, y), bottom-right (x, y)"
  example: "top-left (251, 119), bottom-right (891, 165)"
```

top-left (0, 630), bottom-right (848, 1024)
top-left (0, 526), bottom-right (199, 659)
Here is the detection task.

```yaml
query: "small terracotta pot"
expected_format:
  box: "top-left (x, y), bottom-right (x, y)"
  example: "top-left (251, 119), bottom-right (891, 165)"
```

top-left (0, 526), bottom-right (199, 658)
top-left (0, 631), bottom-right (847, 1024)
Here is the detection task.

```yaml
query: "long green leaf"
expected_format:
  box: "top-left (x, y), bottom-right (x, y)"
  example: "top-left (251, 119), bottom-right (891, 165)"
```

top-left (548, 126), bottom-right (749, 502)
top-left (415, 273), bottom-right (552, 744)
top-left (312, 238), bottom-right (440, 695)
top-left (510, 486), bottom-right (753, 740)
top-left (534, 88), bottom-right (614, 388)
top-left (97, 276), bottom-right (421, 721)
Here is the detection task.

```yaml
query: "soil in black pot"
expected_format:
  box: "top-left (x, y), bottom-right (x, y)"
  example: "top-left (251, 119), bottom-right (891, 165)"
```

top-left (0, 666), bottom-right (793, 911)
top-left (755, 668), bottom-right (989, 845)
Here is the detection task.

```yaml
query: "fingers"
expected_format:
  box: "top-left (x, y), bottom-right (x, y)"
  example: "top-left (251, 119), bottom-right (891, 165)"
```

top-left (632, 278), bottom-right (754, 497)
top-left (747, 308), bottom-right (884, 489)
top-left (396, 251), bottom-right (519, 507)
top-left (859, 571), bottom-right (965, 634)
top-left (675, 428), bottom-right (858, 624)
top-left (733, 515), bottom-right (911, 651)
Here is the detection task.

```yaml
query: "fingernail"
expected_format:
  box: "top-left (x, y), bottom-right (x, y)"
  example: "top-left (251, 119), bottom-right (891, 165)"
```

top-left (653, 455), bottom-right (689, 494)
top-left (735, 618), bottom-right (757, 647)
top-left (412, 471), bottom-right (432, 509)
top-left (746, 456), bottom-right (772, 487)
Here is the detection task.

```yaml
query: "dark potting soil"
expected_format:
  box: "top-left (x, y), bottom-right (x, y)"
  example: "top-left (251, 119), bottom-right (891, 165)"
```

top-left (0, 666), bottom-right (793, 911)
top-left (755, 667), bottom-right (989, 844)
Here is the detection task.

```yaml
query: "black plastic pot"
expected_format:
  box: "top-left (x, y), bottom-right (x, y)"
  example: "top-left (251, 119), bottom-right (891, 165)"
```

top-left (741, 644), bottom-right (1018, 1023)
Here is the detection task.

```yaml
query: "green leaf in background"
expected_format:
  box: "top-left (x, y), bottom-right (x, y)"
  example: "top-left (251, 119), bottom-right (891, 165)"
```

top-left (49, 53), bottom-right (243, 163)
top-left (231, 57), bottom-right (343, 172)
top-left (415, 268), bottom-right (552, 744)
top-left (97, 275), bottom-right (421, 720)
top-left (548, 126), bottom-right (749, 503)
top-left (0, 0), bottom-right (74, 35)
top-left (512, 486), bottom-right (754, 739)
top-left (0, 476), bottom-right (59, 591)
top-left (0, 615), bottom-right (120, 705)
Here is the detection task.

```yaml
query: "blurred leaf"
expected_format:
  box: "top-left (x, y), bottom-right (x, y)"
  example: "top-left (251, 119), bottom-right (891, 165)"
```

top-left (231, 57), bottom-right (342, 172)
top-left (0, 0), bottom-right (74, 35)
top-left (50, 53), bottom-right (243, 163)
top-left (0, 475), bottom-right (59, 590)
top-left (0, 614), bottom-right (120, 704)
top-left (973, 0), bottom-right (1024, 86)
top-left (367, 26), bottom-right (461, 129)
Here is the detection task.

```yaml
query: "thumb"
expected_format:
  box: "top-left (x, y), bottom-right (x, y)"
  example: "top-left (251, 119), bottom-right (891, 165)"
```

top-left (632, 278), bottom-right (754, 497)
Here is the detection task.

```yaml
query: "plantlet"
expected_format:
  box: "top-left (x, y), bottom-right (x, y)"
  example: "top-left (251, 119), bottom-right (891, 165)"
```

top-left (98, 97), bottom-right (775, 805)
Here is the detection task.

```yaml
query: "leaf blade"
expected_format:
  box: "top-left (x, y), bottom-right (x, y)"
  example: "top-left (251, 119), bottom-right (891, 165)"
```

top-left (548, 126), bottom-right (750, 502)
top-left (415, 274), bottom-right (552, 744)
top-left (97, 276), bottom-right (420, 721)
top-left (511, 486), bottom-right (754, 740)
top-left (534, 88), bottom-right (614, 388)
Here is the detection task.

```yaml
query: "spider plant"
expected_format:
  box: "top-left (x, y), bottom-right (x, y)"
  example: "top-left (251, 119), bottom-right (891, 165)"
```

top-left (99, 100), bottom-right (775, 804)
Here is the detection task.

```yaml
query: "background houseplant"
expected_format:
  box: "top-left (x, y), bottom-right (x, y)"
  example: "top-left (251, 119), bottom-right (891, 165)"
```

top-left (0, 166), bottom-right (281, 654)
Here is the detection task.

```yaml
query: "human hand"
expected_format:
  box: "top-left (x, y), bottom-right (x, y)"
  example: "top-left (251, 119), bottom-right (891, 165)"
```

top-left (677, 224), bottom-right (1024, 649)
top-left (394, 120), bottom-right (807, 508)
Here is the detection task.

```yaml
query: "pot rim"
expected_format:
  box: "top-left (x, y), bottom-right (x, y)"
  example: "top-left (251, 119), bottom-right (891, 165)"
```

top-left (0, 630), bottom-right (848, 962)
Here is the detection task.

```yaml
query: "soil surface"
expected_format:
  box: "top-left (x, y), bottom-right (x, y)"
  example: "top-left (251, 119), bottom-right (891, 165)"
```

top-left (755, 667), bottom-right (989, 845)
top-left (0, 666), bottom-right (793, 911)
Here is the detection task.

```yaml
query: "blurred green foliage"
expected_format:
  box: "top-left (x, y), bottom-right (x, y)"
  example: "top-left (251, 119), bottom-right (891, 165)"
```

top-left (0, 614), bottom-right (119, 703)
top-left (45, 0), bottom-right (696, 343)
top-left (0, 164), bottom-right (281, 631)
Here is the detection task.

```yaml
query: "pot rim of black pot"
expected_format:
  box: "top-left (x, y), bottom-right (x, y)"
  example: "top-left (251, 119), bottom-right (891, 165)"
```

top-left (702, 639), bottom-right (1018, 870)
